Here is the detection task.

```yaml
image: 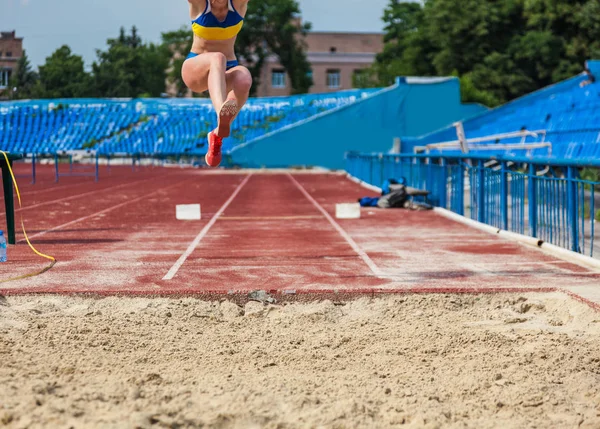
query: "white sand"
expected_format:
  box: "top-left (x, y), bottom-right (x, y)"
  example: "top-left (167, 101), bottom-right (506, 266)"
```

top-left (1, 292), bottom-right (600, 429)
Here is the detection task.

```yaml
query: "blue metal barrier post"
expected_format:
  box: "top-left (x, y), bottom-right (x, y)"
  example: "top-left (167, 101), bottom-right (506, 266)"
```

top-left (477, 160), bottom-right (486, 223)
top-left (528, 163), bottom-right (538, 237)
top-left (567, 166), bottom-right (579, 252)
top-left (31, 153), bottom-right (36, 185)
top-left (425, 157), bottom-right (433, 201)
top-left (95, 153), bottom-right (100, 182)
top-left (378, 154), bottom-right (384, 187)
top-left (456, 163), bottom-right (465, 216)
top-left (500, 161), bottom-right (508, 230)
top-left (54, 153), bottom-right (59, 183)
top-left (439, 158), bottom-right (447, 209)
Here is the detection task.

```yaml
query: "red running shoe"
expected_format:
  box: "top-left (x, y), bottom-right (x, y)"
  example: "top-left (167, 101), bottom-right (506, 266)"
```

top-left (205, 131), bottom-right (223, 167)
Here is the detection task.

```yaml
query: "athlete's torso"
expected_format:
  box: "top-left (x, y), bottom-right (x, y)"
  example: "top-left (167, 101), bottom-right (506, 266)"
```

top-left (188, 0), bottom-right (248, 60)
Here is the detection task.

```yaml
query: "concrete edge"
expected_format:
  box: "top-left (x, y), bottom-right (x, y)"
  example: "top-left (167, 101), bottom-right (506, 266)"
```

top-left (433, 207), bottom-right (600, 271)
top-left (344, 173), bottom-right (383, 193)
top-left (539, 242), bottom-right (600, 271)
top-left (433, 207), bottom-right (501, 236)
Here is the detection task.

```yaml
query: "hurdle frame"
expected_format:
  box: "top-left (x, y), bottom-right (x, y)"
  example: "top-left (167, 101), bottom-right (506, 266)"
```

top-left (53, 151), bottom-right (100, 183)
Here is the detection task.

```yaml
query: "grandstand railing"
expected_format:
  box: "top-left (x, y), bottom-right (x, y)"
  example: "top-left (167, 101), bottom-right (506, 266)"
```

top-left (346, 153), bottom-right (600, 258)
top-left (414, 128), bottom-right (551, 156)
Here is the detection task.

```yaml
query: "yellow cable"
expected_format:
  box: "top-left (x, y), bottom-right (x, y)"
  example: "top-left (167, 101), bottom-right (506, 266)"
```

top-left (0, 151), bottom-right (56, 283)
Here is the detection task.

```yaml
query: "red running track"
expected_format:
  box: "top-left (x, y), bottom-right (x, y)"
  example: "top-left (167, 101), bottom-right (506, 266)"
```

top-left (1, 165), bottom-right (599, 304)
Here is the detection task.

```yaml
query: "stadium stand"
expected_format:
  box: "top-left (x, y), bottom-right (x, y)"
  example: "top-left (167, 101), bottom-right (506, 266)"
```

top-left (6, 62), bottom-right (599, 166)
top-left (0, 100), bottom-right (142, 154)
top-left (402, 60), bottom-right (600, 160)
top-left (0, 89), bottom-right (379, 157)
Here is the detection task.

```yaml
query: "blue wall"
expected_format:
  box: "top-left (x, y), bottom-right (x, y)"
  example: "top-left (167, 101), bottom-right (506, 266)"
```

top-left (587, 60), bottom-right (600, 76)
top-left (229, 77), bottom-right (487, 170)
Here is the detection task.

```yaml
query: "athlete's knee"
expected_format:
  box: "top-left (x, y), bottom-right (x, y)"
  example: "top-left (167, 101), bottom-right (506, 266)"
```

top-left (234, 69), bottom-right (253, 93)
top-left (209, 52), bottom-right (227, 69)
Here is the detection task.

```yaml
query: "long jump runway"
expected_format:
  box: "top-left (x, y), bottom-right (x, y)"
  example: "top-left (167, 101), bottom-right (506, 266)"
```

top-left (1, 166), bottom-right (599, 304)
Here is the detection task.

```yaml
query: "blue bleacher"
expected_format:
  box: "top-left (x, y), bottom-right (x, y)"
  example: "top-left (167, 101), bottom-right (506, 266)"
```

top-left (0, 89), bottom-right (380, 156)
top-left (403, 69), bottom-right (600, 161)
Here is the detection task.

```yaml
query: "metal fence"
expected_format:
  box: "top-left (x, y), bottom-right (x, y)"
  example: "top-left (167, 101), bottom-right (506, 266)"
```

top-left (346, 153), bottom-right (600, 258)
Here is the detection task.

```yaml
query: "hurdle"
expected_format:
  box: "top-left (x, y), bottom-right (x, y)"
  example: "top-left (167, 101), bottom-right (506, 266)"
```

top-left (13, 153), bottom-right (37, 185)
top-left (54, 150), bottom-right (100, 183)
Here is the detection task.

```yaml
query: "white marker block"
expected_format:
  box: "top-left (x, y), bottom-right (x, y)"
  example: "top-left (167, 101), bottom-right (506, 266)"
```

top-left (336, 203), bottom-right (361, 219)
top-left (176, 204), bottom-right (201, 220)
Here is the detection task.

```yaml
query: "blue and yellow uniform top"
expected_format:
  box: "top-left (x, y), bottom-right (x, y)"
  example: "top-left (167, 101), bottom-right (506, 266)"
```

top-left (192, 0), bottom-right (245, 41)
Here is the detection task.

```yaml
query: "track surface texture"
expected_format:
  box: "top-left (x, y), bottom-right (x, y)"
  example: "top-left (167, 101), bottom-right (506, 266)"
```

top-left (0, 165), bottom-right (599, 303)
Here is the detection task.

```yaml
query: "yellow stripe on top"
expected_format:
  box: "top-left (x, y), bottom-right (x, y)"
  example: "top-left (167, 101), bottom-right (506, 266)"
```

top-left (192, 20), bottom-right (244, 41)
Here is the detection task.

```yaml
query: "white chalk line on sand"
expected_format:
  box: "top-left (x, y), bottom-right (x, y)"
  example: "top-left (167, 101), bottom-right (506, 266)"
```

top-left (162, 174), bottom-right (253, 281)
top-left (286, 173), bottom-right (387, 279)
top-left (23, 178), bottom-right (190, 242)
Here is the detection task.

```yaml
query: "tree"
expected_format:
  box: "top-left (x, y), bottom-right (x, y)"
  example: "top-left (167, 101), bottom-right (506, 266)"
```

top-left (358, 1), bottom-right (436, 87)
top-left (37, 46), bottom-right (92, 98)
top-left (424, 0), bottom-right (525, 77)
top-left (163, 0), bottom-right (313, 96)
top-left (240, 0), bottom-right (313, 95)
top-left (139, 42), bottom-right (171, 97)
top-left (368, 0), bottom-right (600, 107)
top-left (93, 27), bottom-right (169, 98)
top-left (377, 1), bottom-right (433, 75)
top-left (161, 27), bottom-right (194, 97)
top-left (9, 50), bottom-right (38, 99)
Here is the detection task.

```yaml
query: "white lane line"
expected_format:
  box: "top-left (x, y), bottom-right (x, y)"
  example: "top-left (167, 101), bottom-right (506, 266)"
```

top-left (162, 174), bottom-right (252, 281)
top-left (286, 173), bottom-right (385, 278)
top-left (23, 178), bottom-right (189, 242)
top-left (1, 168), bottom-right (160, 200)
top-left (3, 172), bottom-right (149, 199)
top-left (1, 175), bottom-right (166, 217)
top-left (2, 181), bottom-right (88, 199)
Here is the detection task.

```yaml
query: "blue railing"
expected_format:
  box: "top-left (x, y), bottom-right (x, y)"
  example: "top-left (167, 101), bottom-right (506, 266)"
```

top-left (346, 153), bottom-right (600, 258)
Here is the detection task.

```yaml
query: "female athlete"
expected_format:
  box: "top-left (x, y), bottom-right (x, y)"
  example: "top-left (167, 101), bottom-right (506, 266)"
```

top-left (182, 0), bottom-right (252, 167)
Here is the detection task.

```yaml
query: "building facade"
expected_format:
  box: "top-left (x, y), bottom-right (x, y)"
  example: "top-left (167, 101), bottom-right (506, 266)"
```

top-left (256, 32), bottom-right (383, 97)
top-left (0, 31), bottom-right (23, 96)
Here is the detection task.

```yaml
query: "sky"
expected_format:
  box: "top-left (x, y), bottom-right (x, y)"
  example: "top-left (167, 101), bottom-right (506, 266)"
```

top-left (0, 0), bottom-right (390, 69)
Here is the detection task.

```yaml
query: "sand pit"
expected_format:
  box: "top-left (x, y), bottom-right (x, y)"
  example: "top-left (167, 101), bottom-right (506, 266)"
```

top-left (1, 292), bottom-right (600, 429)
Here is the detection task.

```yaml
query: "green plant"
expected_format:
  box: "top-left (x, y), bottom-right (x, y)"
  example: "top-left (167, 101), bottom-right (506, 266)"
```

top-left (266, 114), bottom-right (284, 123)
top-left (580, 168), bottom-right (600, 191)
top-left (82, 138), bottom-right (98, 149)
top-left (232, 131), bottom-right (245, 141)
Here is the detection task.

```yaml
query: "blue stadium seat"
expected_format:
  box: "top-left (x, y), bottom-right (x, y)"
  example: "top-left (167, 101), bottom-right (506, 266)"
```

top-left (404, 73), bottom-right (600, 161)
top-left (1, 89), bottom-right (380, 157)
